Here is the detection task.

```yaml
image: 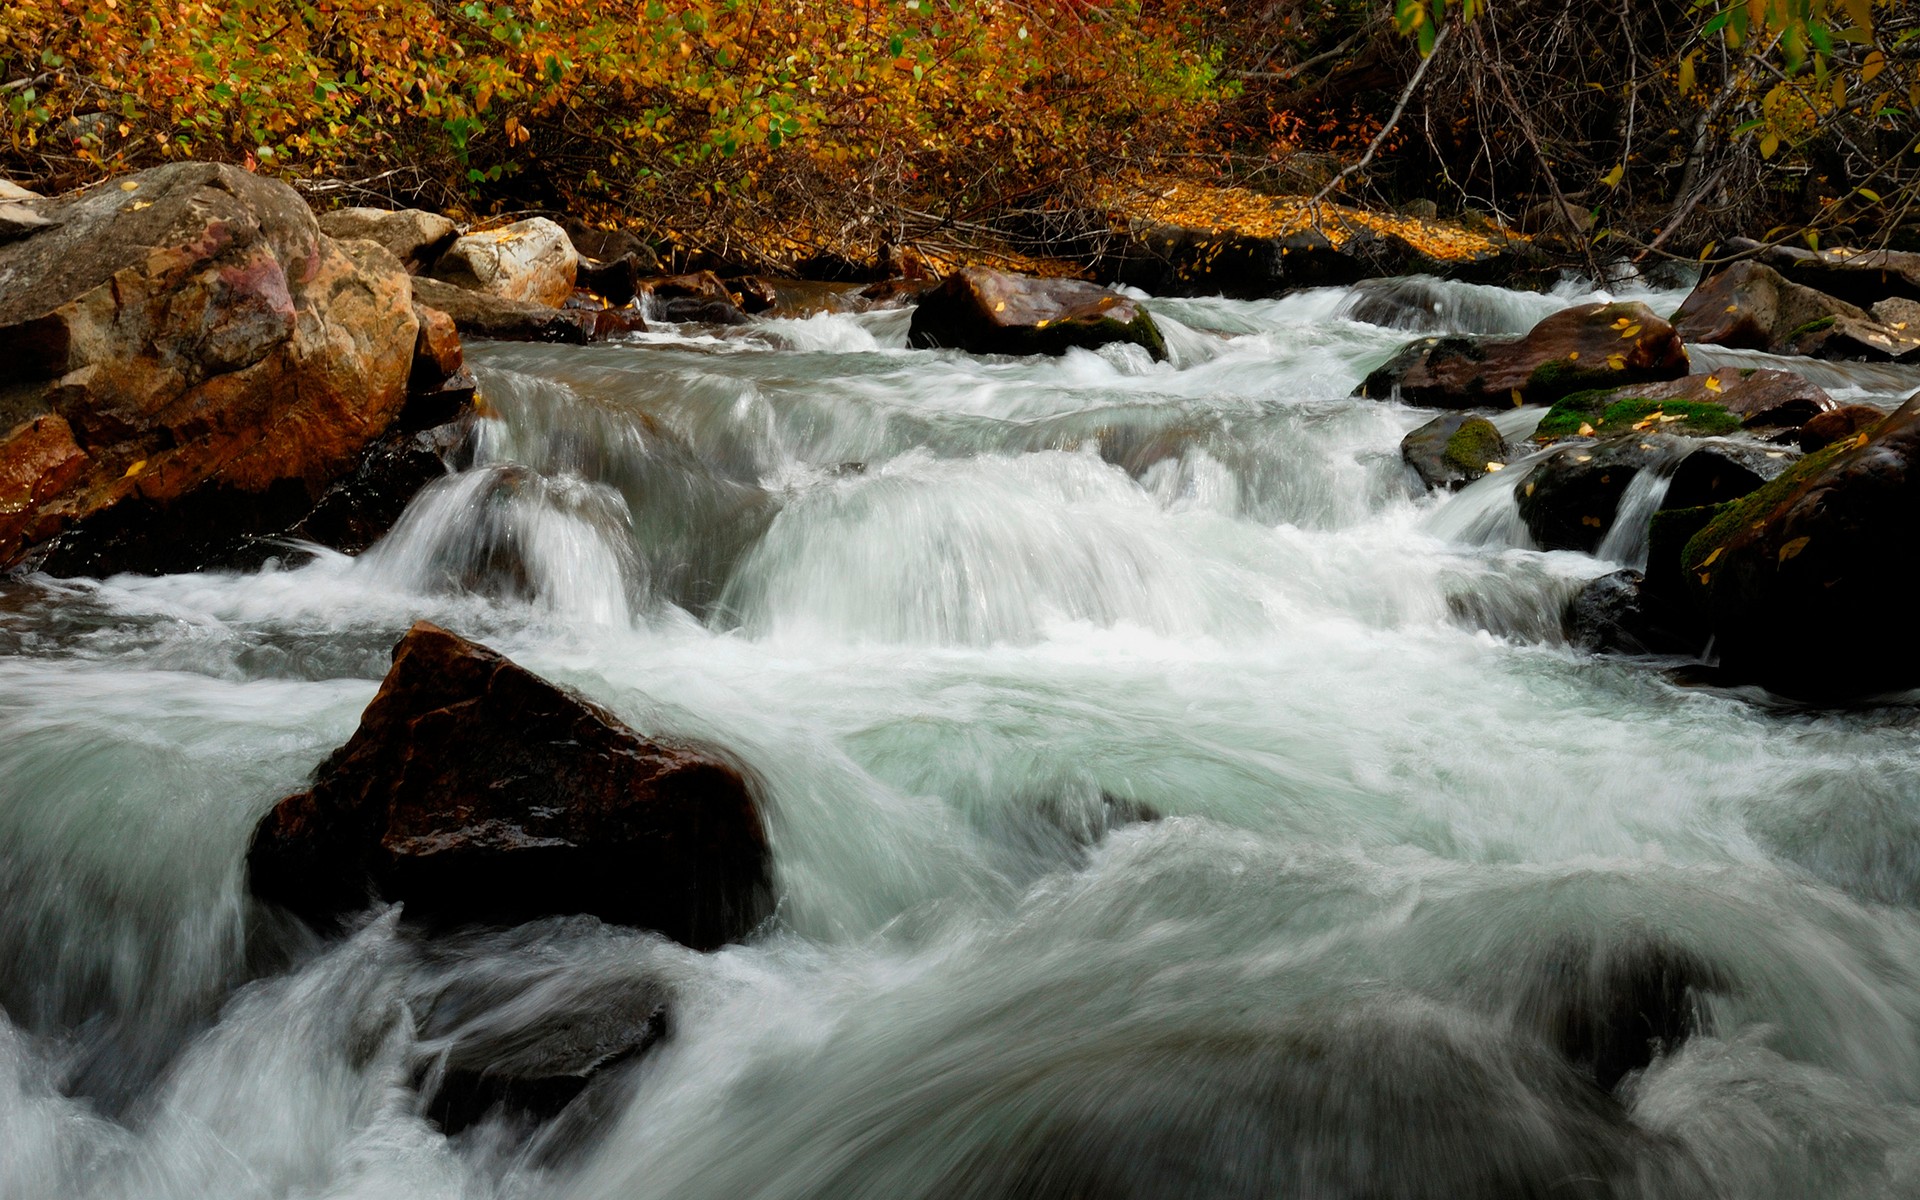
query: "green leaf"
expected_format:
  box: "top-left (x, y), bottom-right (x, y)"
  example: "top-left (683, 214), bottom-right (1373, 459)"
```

top-left (1857, 187), bottom-right (1883, 202)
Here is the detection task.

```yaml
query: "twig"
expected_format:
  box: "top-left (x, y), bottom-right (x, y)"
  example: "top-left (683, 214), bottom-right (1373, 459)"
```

top-left (1312, 24), bottom-right (1449, 206)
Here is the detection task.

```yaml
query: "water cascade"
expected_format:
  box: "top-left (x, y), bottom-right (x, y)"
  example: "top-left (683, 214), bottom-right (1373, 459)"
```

top-left (6, 275), bottom-right (1920, 1200)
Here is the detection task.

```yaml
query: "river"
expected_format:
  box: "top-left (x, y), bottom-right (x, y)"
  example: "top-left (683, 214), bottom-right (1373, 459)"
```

top-left (5, 275), bottom-right (1920, 1199)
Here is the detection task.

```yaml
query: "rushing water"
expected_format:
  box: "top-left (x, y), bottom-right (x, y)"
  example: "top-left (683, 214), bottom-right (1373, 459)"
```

top-left (6, 274), bottom-right (1920, 1200)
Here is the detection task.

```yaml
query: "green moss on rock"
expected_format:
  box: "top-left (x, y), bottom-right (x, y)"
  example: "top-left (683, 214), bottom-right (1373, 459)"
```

top-left (1441, 418), bottom-right (1506, 475)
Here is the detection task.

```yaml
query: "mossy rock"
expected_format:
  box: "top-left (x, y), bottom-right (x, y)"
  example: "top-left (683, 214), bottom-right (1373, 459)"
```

top-left (1536, 392), bottom-right (1740, 441)
top-left (1400, 412), bottom-right (1509, 490)
top-left (1680, 438), bottom-right (1852, 577)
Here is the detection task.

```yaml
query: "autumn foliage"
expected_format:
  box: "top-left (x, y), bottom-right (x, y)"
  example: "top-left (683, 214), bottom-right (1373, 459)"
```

top-left (1, 0), bottom-right (1229, 262)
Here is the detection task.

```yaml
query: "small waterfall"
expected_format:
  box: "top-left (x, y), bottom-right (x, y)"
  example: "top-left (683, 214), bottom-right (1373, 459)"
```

top-left (1594, 455), bottom-right (1683, 569)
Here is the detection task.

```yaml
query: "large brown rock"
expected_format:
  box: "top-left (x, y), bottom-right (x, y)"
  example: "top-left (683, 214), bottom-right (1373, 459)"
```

top-left (247, 622), bottom-right (771, 948)
top-left (1681, 390), bottom-right (1920, 698)
top-left (431, 217), bottom-right (577, 307)
top-left (908, 267), bottom-right (1167, 360)
top-left (1358, 301), bottom-right (1689, 409)
top-left (316, 206), bottom-right (458, 273)
top-left (0, 162), bottom-right (419, 571)
top-left (1670, 260), bottom-right (1863, 352)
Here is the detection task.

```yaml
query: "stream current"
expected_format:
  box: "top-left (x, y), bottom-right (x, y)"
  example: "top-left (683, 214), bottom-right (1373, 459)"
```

top-left (6, 277), bottom-right (1920, 1198)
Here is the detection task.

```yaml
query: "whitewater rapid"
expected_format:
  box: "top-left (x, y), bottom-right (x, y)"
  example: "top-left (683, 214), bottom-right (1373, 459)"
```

top-left (6, 274), bottom-right (1920, 1199)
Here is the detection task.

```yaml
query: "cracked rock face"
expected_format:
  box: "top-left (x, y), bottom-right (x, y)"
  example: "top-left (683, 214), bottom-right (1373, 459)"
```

top-left (0, 162), bottom-right (418, 570)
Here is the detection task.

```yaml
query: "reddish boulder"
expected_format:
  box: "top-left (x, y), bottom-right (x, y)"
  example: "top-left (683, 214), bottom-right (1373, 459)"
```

top-left (907, 267), bottom-right (1168, 360)
top-left (247, 622), bottom-right (771, 948)
top-left (1358, 301), bottom-right (1688, 408)
top-left (0, 162), bottom-right (419, 571)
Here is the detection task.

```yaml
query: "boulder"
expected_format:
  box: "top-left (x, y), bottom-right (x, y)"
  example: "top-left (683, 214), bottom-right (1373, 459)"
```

top-left (1516, 434), bottom-right (1685, 553)
top-left (0, 179), bottom-right (43, 201)
top-left (247, 622), bottom-right (771, 948)
top-left (1358, 301), bottom-right (1689, 409)
top-left (1798, 403), bottom-right (1884, 452)
top-left (1669, 260), bottom-right (1861, 351)
top-left (316, 206), bottom-right (458, 274)
top-left (1681, 390), bottom-right (1920, 697)
top-left (431, 217), bottom-right (577, 307)
top-left (1400, 412), bottom-right (1510, 491)
top-left (907, 267), bottom-right (1167, 360)
top-left (1532, 369), bottom-right (1833, 442)
top-left (1730, 238), bottom-right (1920, 307)
top-left (0, 162), bottom-right (419, 572)
top-left (410, 276), bottom-right (593, 344)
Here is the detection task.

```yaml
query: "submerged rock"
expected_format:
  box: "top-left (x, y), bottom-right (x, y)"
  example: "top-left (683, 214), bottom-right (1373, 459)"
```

top-left (908, 267), bottom-right (1167, 360)
top-left (638, 271), bottom-right (751, 325)
top-left (1513, 934), bottom-right (1729, 1091)
top-left (1681, 390), bottom-right (1920, 698)
top-left (0, 162), bottom-right (419, 572)
top-left (247, 622), bottom-right (771, 948)
top-left (1358, 301), bottom-right (1689, 409)
top-left (1401, 412), bottom-right (1510, 491)
top-left (431, 217), bottom-right (577, 308)
top-left (416, 960), bottom-right (669, 1135)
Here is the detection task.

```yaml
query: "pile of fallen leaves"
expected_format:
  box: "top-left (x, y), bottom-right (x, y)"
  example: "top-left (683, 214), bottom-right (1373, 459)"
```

top-left (1097, 175), bottom-right (1520, 263)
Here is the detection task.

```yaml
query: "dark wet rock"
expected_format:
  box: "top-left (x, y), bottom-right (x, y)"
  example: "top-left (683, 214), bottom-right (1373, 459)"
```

top-left (1731, 238), bottom-right (1920, 308)
top-left (908, 267), bottom-right (1167, 361)
top-left (0, 162), bottom-right (418, 572)
top-left (638, 271), bottom-right (751, 325)
top-left (656, 297), bottom-right (750, 325)
top-left (290, 412), bottom-right (479, 554)
top-left (1797, 403), bottom-right (1885, 452)
top-left (1359, 302), bottom-right (1689, 409)
top-left (315, 207), bottom-right (457, 274)
top-left (416, 965), bottom-right (669, 1135)
top-left (729, 275), bottom-right (780, 314)
top-left (431, 218), bottom-right (577, 308)
top-left (1661, 440), bottom-right (1797, 511)
top-left (1515, 434), bottom-right (1684, 554)
top-left (1514, 935), bottom-right (1728, 1092)
top-left (1091, 217), bottom-right (1538, 300)
top-left (734, 275), bottom-right (866, 318)
top-left (1566, 570), bottom-right (1661, 654)
top-left (858, 276), bottom-right (937, 309)
top-left (410, 276), bottom-right (592, 344)
top-left (1671, 260), bottom-right (1865, 352)
top-left (1401, 413), bottom-right (1510, 491)
top-left (1681, 390), bottom-right (1920, 698)
top-left (575, 254), bottom-right (641, 306)
top-left (247, 622), bottom-right (772, 948)
top-left (580, 304), bottom-right (650, 339)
